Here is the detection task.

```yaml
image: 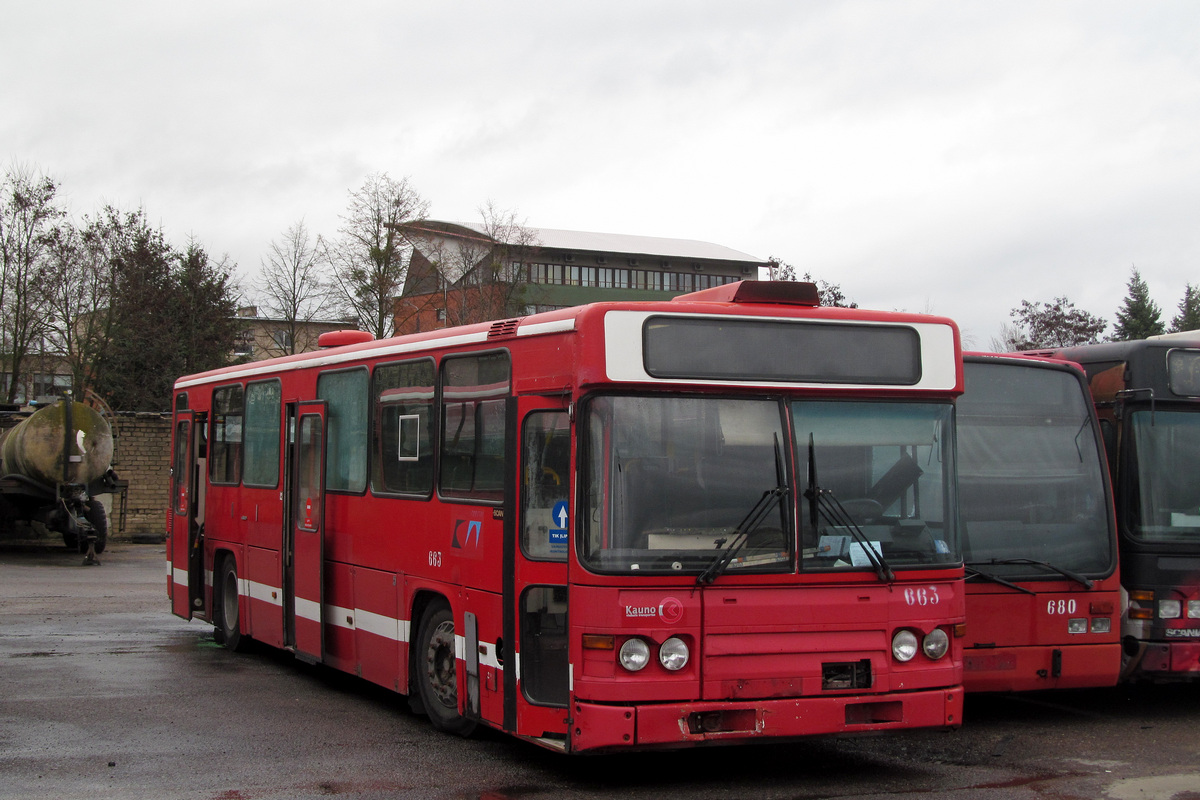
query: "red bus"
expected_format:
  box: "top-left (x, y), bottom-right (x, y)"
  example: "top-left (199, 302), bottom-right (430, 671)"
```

top-left (167, 281), bottom-right (966, 753)
top-left (1035, 335), bottom-right (1200, 679)
top-left (958, 354), bottom-right (1121, 692)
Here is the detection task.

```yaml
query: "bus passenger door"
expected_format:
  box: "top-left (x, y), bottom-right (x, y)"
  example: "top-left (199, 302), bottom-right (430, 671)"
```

top-left (170, 410), bottom-right (204, 620)
top-left (286, 401), bottom-right (327, 663)
top-left (507, 396), bottom-right (571, 741)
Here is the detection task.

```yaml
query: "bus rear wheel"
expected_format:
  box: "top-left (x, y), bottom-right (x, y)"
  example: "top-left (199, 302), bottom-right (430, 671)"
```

top-left (215, 556), bottom-right (247, 652)
top-left (415, 600), bottom-right (475, 736)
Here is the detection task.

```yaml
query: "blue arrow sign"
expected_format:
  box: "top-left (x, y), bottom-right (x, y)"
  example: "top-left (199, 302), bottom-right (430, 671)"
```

top-left (552, 500), bottom-right (569, 531)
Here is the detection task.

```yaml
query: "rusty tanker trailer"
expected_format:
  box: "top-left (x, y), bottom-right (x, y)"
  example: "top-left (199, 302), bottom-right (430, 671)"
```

top-left (0, 399), bottom-right (118, 563)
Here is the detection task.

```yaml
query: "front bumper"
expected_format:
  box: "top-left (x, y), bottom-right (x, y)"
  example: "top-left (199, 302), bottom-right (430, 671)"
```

top-left (569, 686), bottom-right (963, 752)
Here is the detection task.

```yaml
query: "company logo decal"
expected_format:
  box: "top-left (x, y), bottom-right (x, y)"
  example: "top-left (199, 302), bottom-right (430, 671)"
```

top-left (1165, 628), bottom-right (1200, 638)
top-left (658, 597), bottom-right (684, 624)
top-left (451, 519), bottom-right (482, 549)
top-left (623, 596), bottom-right (684, 624)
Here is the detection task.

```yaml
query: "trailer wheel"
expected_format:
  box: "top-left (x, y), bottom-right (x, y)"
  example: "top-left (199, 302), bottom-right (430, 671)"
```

top-left (415, 600), bottom-right (475, 736)
top-left (85, 500), bottom-right (108, 555)
top-left (216, 556), bottom-right (247, 652)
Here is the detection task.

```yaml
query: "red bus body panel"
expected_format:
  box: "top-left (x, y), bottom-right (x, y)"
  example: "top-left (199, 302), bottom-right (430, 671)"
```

top-left (963, 584), bottom-right (1121, 691)
top-left (960, 354), bottom-right (1121, 692)
top-left (167, 287), bottom-right (967, 752)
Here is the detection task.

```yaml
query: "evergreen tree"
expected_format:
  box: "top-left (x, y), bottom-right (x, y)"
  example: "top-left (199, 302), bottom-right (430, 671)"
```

top-left (174, 239), bottom-right (240, 376)
top-left (97, 212), bottom-right (179, 410)
top-left (1112, 267), bottom-right (1165, 341)
top-left (1169, 282), bottom-right (1200, 333)
top-left (93, 215), bottom-right (240, 411)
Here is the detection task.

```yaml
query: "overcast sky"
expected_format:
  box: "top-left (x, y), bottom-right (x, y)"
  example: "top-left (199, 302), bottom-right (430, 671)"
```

top-left (4, 1), bottom-right (1199, 346)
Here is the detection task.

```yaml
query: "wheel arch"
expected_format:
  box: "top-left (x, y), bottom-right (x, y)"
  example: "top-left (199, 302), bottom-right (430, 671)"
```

top-left (407, 589), bottom-right (453, 696)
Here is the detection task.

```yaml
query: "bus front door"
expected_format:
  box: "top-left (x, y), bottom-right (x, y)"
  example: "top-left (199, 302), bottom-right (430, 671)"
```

top-left (169, 410), bottom-right (205, 620)
top-left (286, 401), bottom-right (327, 663)
top-left (508, 397), bottom-right (572, 743)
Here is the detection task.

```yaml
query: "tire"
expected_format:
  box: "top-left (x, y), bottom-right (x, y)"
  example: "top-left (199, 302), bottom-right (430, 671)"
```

top-left (414, 600), bottom-right (475, 736)
top-left (216, 556), bottom-right (247, 652)
top-left (84, 499), bottom-right (108, 555)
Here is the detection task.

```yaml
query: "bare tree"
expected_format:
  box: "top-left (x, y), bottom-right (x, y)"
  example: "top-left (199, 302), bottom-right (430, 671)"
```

top-left (440, 202), bottom-right (540, 326)
top-left (42, 219), bottom-right (104, 397)
top-left (257, 219), bottom-right (338, 356)
top-left (989, 322), bottom-right (1025, 353)
top-left (42, 206), bottom-right (155, 401)
top-left (325, 173), bottom-right (429, 339)
top-left (766, 257), bottom-right (797, 281)
top-left (0, 163), bottom-right (63, 403)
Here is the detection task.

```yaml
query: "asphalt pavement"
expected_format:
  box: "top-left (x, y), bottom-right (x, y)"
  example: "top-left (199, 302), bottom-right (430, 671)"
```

top-left (2, 542), bottom-right (1199, 800)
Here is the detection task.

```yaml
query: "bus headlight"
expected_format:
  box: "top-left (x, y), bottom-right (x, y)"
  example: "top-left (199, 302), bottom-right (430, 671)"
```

top-left (659, 637), bottom-right (689, 671)
top-left (892, 630), bottom-right (918, 662)
top-left (1159, 599), bottom-right (1182, 619)
top-left (1188, 601), bottom-right (1200, 619)
top-left (922, 628), bottom-right (950, 660)
top-left (618, 638), bottom-right (650, 671)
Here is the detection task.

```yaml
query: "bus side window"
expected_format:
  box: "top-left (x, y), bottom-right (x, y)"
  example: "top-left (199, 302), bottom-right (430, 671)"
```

top-left (372, 359), bottom-right (435, 497)
top-left (521, 411), bottom-right (570, 561)
top-left (317, 367), bottom-right (369, 493)
top-left (210, 384), bottom-right (244, 485)
top-left (243, 380), bottom-right (281, 488)
top-left (439, 352), bottom-right (511, 502)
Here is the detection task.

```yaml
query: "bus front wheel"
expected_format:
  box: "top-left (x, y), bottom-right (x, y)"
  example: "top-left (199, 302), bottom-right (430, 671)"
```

top-left (415, 600), bottom-right (476, 736)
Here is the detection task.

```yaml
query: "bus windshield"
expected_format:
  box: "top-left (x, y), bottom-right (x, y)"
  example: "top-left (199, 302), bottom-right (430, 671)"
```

top-left (1128, 408), bottom-right (1200, 543)
top-left (579, 395), bottom-right (959, 576)
top-left (958, 362), bottom-right (1113, 579)
top-left (794, 401), bottom-right (958, 572)
top-left (580, 395), bottom-right (791, 575)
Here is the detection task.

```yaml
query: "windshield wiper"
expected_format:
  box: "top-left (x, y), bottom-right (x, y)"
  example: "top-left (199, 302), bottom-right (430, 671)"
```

top-left (975, 558), bottom-right (1094, 590)
top-left (804, 434), bottom-right (894, 583)
top-left (965, 564), bottom-right (1036, 595)
top-left (696, 486), bottom-right (787, 585)
top-left (1073, 415), bottom-right (1090, 462)
top-left (697, 436), bottom-right (789, 586)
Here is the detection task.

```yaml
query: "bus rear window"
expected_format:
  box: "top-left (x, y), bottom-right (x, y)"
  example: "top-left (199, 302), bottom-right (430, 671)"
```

top-left (643, 317), bottom-right (921, 384)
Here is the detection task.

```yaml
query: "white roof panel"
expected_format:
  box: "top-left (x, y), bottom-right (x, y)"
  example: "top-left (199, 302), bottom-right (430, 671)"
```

top-left (431, 221), bottom-right (763, 264)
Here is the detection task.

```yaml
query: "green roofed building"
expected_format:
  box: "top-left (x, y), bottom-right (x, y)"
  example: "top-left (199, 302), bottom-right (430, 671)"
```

top-left (393, 220), bottom-right (767, 334)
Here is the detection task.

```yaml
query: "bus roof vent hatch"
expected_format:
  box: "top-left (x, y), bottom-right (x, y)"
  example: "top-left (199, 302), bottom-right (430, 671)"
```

top-left (488, 318), bottom-right (522, 339)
